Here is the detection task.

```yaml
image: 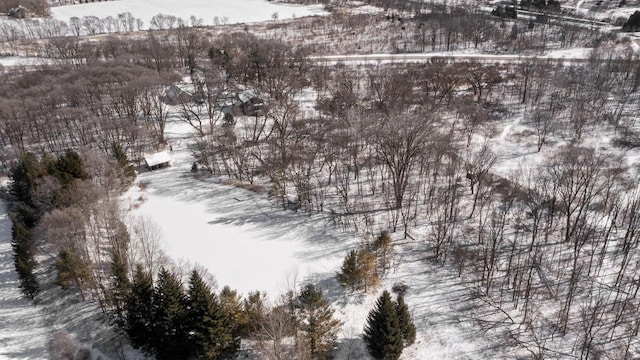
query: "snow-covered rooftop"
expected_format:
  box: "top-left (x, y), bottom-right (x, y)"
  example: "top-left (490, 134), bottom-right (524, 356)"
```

top-left (144, 151), bottom-right (171, 168)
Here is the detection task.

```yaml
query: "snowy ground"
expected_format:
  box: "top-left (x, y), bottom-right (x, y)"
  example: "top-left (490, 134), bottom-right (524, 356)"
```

top-left (0, 196), bottom-right (48, 360)
top-left (50, 0), bottom-right (327, 29)
top-left (120, 115), bottom-right (501, 359)
top-left (333, 239), bottom-right (501, 360)
top-left (124, 121), bottom-right (357, 297)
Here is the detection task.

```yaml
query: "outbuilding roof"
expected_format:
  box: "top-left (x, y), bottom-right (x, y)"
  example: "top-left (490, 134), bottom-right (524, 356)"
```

top-left (144, 151), bottom-right (171, 167)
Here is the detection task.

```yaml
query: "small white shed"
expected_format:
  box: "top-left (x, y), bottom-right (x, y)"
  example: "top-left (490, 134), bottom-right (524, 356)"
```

top-left (144, 151), bottom-right (171, 171)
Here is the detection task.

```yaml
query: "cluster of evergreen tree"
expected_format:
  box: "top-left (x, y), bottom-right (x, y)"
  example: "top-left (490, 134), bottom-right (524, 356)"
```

top-left (124, 266), bottom-right (239, 360)
top-left (7, 148), bottom-right (136, 301)
top-left (296, 284), bottom-right (342, 359)
top-left (623, 11), bottom-right (640, 32)
top-left (363, 290), bottom-right (416, 360)
top-left (8, 151), bottom-right (90, 299)
top-left (337, 232), bottom-right (394, 293)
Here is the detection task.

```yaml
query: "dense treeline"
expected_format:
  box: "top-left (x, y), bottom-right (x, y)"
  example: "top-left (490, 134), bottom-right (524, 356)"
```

top-left (7, 148), bottom-right (135, 302)
top-left (9, 151), bottom-right (93, 300)
top-left (0, 31), bottom-right (204, 167)
top-left (124, 265), bottom-right (343, 359)
top-left (125, 267), bottom-right (239, 359)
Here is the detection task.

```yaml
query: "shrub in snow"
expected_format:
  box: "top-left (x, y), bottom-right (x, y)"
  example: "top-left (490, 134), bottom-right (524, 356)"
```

top-left (48, 330), bottom-right (78, 360)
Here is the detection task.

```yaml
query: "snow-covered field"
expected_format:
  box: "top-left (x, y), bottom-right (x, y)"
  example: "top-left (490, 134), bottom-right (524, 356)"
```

top-left (125, 142), bottom-right (354, 297)
top-left (50, 0), bottom-right (327, 29)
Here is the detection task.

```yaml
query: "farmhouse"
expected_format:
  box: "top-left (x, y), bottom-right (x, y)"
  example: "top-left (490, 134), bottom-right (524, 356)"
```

top-left (162, 85), bottom-right (192, 105)
top-left (235, 89), bottom-right (265, 116)
top-left (144, 151), bottom-right (171, 171)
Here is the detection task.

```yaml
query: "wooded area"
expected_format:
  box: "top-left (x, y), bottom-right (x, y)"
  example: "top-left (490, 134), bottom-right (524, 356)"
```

top-left (2, 0), bottom-right (640, 358)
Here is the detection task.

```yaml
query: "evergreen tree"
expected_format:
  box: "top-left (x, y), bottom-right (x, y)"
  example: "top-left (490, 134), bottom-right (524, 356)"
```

top-left (395, 294), bottom-right (416, 347)
top-left (219, 286), bottom-right (246, 339)
top-left (336, 249), bottom-right (361, 291)
top-left (11, 218), bottom-right (39, 299)
top-left (126, 264), bottom-right (154, 353)
top-left (55, 247), bottom-right (93, 300)
top-left (50, 150), bottom-right (90, 187)
top-left (363, 291), bottom-right (404, 360)
top-left (297, 284), bottom-right (341, 360)
top-left (152, 267), bottom-right (188, 360)
top-left (358, 248), bottom-right (379, 293)
top-left (10, 152), bottom-right (46, 207)
top-left (243, 290), bottom-right (267, 337)
top-left (372, 231), bottom-right (394, 274)
top-left (109, 247), bottom-right (130, 327)
top-left (623, 11), bottom-right (640, 32)
top-left (186, 270), bottom-right (238, 359)
top-left (111, 142), bottom-right (136, 186)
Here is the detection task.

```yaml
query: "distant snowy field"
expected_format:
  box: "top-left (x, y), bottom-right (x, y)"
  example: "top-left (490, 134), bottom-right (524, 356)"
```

top-left (50, 0), bottom-right (327, 28)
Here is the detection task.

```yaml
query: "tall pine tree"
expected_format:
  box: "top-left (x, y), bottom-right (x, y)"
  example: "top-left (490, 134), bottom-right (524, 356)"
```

top-left (125, 264), bottom-right (154, 354)
top-left (50, 150), bottom-right (90, 187)
top-left (336, 249), bottom-right (361, 292)
top-left (358, 248), bottom-right (379, 293)
top-left (10, 152), bottom-right (46, 208)
top-left (363, 291), bottom-right (404, 360)
top-left (152, 267), bottom-right (188, 360)
top-left (395, 293), bottom-right (416, 347)
top-left (11, 218), bottom-right (39, 299)
top-left (372, 231), bottom-right (394, 274)
top-left (55, 247), bottom-right (94, 300)
top-left (109, 247), bottom-right (130, 327)
top-left (111, 142), bottom-right (136, 187)
top-left (9, 153), bottom-right (45, 300)
top-left (219, 286), bottom-right (246, 339)
top-left (243, 290), bottom-right (267, 337)
top-left (297, 284), bottom-right (341, 360)
top-left (185, 270), bottom-right (238, 359)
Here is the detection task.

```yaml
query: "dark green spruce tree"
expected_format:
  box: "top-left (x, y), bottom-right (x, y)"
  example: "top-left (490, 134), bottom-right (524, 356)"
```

top-left (10, 218), bottom-right (39, 299)
top-left (363, 291), bottom-right (404, 360)
top-left (623, 11), bottom-right (640, 32)
top-left (152, 267), bottom-right (188, 360)
top-left (125, 264), bottom-right (154, 354)
top-left (10, 152), bottom-right (46, 208)
top-left (395, 293), bottom-right (416, 347)
top-left (243, 290), bottom-right (267, 336)
top-left (297, 284), bottom-right (341, 360)
top-left (336, 249), bottom-right (361, 291)
top-left (50, 150), bottom-right (90, 187)
top-left (111, 142), bottom-right (136, 186)
top-left (185, 270), bottom-right (238, 359)
top-left (109, 247), bottom-right (130, 327)
top-left (8, 153), bottom-right (46, 300)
